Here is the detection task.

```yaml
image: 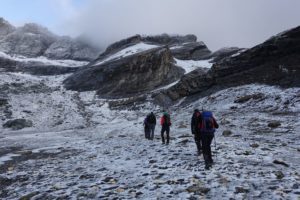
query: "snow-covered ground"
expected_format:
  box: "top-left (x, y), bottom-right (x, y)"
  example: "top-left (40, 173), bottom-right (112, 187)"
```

top-left (0, 71), bottom-right (299, 199)
top-left (0, 51), bottom-right (88, 67)
top-left (93, 43), bottom-right (158, 66)
top-left (175, 58), bottom-right (213, 74)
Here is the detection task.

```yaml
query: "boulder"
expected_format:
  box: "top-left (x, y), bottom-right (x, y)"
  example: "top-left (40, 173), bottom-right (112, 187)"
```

top-left (222, 130), bottom-right (233, 137)
top-left (268, 121), bottom-right (281, 128)
top-left (64, 47), bottom-right (184, 98)
top-left (3, 119), bottom-right (33, 130)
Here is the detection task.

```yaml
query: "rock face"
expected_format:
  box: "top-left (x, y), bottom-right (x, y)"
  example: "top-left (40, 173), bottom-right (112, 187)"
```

top-left (0, 17), bottom-right (15, 38)
top-left (44, 36), bottom-right (99, 61)
top-left (96, 34), bottom-right (207, 62)
top-left (170, 41), bottom-right (211, 60)
top-left (142, 34), bottom-right (197, 45)
top-left (0, 23), bottom-right (57, 57)
top-left (210, 47), bottom-right (245, 63)
top-left (157, 26), bottom-right (300, 103)
top-left (0, 18), bottom-right (99, 61)
top-left (64, 47), bottom-right (184, 98)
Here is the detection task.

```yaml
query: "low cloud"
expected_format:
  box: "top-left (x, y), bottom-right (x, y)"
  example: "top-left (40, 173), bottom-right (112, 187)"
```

top-left (55, 0), bottom-right (300, 51)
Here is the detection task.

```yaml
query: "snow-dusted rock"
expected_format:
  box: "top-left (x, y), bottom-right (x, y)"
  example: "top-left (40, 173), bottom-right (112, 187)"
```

top-left (3, 118), bottom-right (33, 130)
top-left (44, 36), bottom-right (98, 61)
top-left (0, 23), bottom-right (57, 57)
top-left (171, 41), bottom-right (211, 60)
top-left (64, 47), bottom-right (184, 98)
top-left (0, 18), bottom-right (99, 61)
top-left (0, 17), bottom-right (15, 38)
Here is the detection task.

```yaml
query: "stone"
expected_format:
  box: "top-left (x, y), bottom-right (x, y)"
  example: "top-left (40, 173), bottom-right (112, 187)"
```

top-left (274, 171), bottom-right (284, 179)
top-left (3, 119), bottom-right (33, 130)
top-left (268, 121), bottom-right (281, 128)
top-left (222, 130), bottom-right (233, 137)
top-left (186, 185), bottom-right (210, 194)
top-left (0, 98), bottom-right (8, 107)
top-left (273, 159), bottom-right (289, 167)
top-left (234, 93), bottom-right (265, 103)
top-left (250, 143), bottom-right (259, 148)
top-left (235, 186), bottom-right (249, 194)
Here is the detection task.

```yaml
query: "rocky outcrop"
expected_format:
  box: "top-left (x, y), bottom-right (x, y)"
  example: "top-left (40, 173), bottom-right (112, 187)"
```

top-left (170, 42), bottom-right (211, 60)
top-left (64, 47), bottom-right (184, 98)
top-left (210, 47), bottom-right (245, 63)
top-left (156, 26), bottom-right (300, 103)
top-left (96, 35), bottom-right (142, 62)
top-left (0, 18), bottom-right (99, 61)
top-left (44, 36), bottom-right (99, 61)
top-left (0, 23), bottom-right (57, 57)
top-left (142, 34), bottom-right (197, 45)
top-left (3, 119), bottom-right (33, 130)
top-left (0, 17), bottom-right (15, 38)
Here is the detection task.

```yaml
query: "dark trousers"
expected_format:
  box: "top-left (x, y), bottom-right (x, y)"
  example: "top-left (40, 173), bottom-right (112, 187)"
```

top-left (161, 126), bottom-right (170, 144)
top-left (201, 134), bottom-right (214, 164)
top-left (144, 126), bottom-right (150, 139)
top-left (194, 134), bottom-right (202, 153)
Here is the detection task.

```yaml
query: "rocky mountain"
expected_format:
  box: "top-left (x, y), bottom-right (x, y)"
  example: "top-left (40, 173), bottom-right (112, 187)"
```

top-left (0, 18), bottom-right (99, 61)
top-left (155, 26), bottom-right (300, 105)
top-left (0, 20), bottom-right (299, 199)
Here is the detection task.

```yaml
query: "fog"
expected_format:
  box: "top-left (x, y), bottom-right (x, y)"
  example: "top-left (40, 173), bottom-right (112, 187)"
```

top-left (57, 0), bottom-right (300, 51)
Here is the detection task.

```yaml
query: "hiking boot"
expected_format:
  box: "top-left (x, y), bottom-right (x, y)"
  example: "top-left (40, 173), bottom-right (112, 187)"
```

top-left (162, 142), bottom-right (165, 145)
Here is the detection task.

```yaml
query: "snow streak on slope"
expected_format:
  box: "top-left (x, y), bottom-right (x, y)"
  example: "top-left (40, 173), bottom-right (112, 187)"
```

top-left (0, 72), bottom-right (299, 199)
top-left (175, 58), bottom-right (213, 74)
top-left (0, 51), bottom-right (88, 67)
top-left (93, 42), bottom-right (158, 66)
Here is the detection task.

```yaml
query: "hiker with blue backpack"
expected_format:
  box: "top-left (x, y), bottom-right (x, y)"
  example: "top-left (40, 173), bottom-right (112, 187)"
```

top-left (198, 110), bottom-right (219, 170)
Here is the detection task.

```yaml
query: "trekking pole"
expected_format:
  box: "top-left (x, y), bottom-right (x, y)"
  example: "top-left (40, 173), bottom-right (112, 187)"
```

top-left (214, 135), bottom-right (217, 161)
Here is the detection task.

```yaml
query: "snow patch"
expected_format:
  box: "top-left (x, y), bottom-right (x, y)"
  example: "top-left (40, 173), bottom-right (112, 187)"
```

top-left (0, 51), bottom-right (88, 67)
top-left (175, 58), bottom-right (213, 74)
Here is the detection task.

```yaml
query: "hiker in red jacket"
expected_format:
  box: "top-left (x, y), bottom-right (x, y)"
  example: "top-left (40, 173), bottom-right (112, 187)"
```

top-left (160, 111), bottom-right (171, 145)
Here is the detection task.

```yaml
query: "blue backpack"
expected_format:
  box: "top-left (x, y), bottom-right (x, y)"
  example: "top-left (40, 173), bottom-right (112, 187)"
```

top-left (199, 111), bottom-right (216, 134)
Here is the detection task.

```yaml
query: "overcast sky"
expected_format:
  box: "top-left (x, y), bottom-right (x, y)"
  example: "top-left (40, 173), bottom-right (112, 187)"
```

top-left (1, 0), bottom-right (300, 50)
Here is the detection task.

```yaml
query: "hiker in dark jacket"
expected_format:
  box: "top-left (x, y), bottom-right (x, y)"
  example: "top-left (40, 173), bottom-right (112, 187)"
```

top-left (160, 112), bottom-right (171, 144)
top-left (191, 109), bottom-right (202, 155)
top-left (147, 112), bottom-right (156, 140)
top-left (143, 117), bottom-right (150, 139)
top-left (199, 111), bottom-right (219, 170)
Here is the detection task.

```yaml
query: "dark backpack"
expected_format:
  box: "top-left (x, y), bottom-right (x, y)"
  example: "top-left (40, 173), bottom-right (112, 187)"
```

top-left (148, 114), bottom-right (156, 124)
top-left (163, 115), bottom-right (171, 126)
top-left (199, 111), bottom-right (216, 134)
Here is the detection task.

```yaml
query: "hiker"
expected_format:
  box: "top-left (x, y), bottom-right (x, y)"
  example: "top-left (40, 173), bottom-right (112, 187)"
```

top-left (199, 111), bottom-right (219, 170)
top-left (160, 111), bottom-right (172, 144)
top-left (143, 116), bottom-right (150, 139)
top-left (146, 112), bottom-right (156, 140)
top-left (191, 109), bottom-right (202, 155)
